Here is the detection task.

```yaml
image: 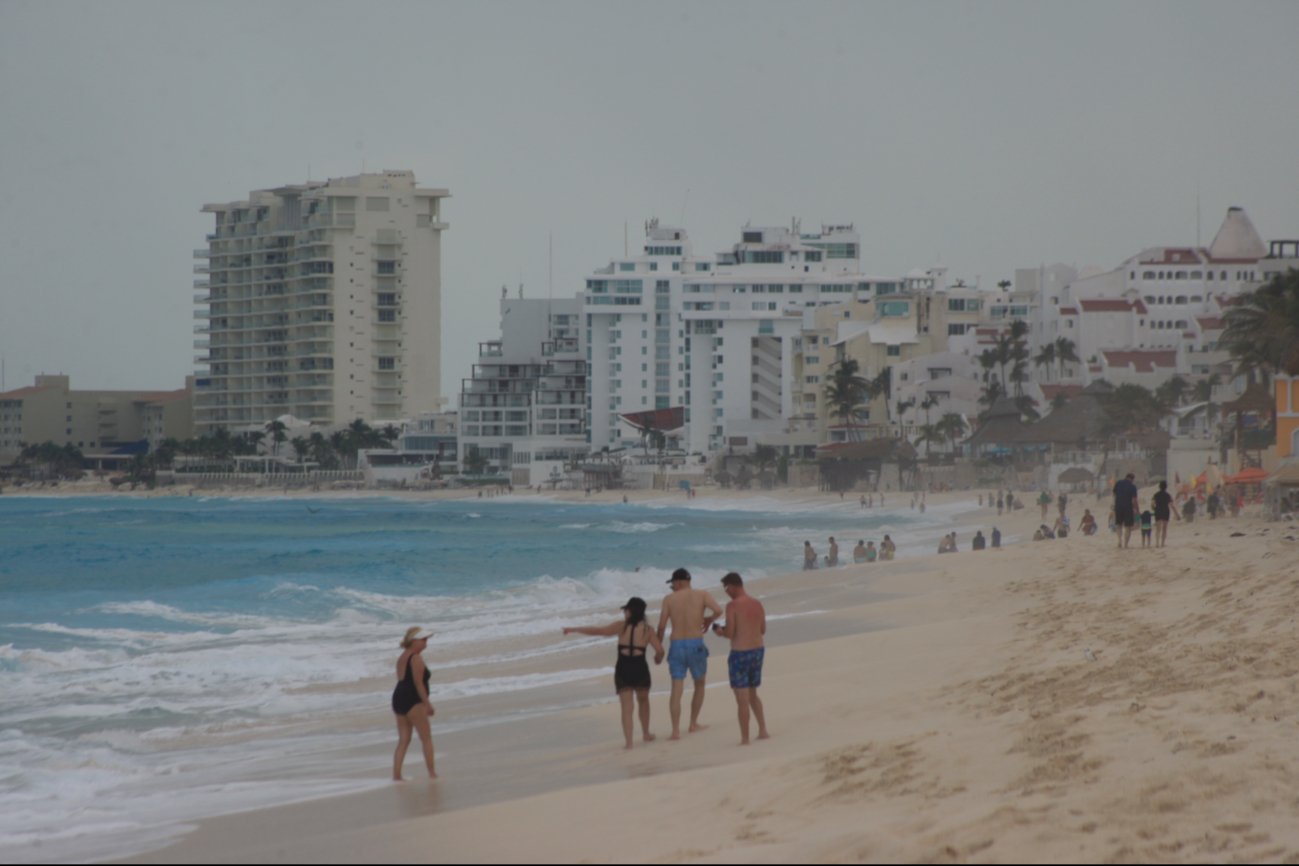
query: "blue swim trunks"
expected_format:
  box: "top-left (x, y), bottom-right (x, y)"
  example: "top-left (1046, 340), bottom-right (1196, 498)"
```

top-left (728, 647), bottom-right (765, 689)
top-left (667, 638), bottom-right (709, 681)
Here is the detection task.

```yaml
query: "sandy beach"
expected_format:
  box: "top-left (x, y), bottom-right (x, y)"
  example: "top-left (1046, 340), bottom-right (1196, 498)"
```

top-left (91, 486), bottom-right (1299, 865)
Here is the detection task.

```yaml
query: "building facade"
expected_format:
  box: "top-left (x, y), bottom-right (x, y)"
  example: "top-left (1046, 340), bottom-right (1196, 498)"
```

top-left (194, 171), bottom-right (449, 434)
top-left (0, 374), bottom-right (194, 463)
top-left (459, 296), bottom-right (588, 485)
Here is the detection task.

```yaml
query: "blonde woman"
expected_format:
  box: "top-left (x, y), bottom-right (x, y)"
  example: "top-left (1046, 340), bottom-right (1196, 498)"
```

top-left (391, 627), bottom-right (437, 780)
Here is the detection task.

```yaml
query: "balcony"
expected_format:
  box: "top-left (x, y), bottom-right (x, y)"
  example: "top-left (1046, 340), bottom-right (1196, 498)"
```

top-left (194, 248), bottom-right (210, 258)
top-left (194, 280), bottom-right (210, 289)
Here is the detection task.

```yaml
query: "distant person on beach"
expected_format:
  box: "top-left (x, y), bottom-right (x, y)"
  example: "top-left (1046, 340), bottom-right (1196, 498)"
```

top-left (712, 572), bottom-right (769, 746)
top-left (853, 540), bottom-right (868, 563)
top-left (658, 568), bottom-right (724, 740)
top-left (391, 627), bottom-right (437, 781)
top-left (1080, 509), bottom-right (1098, 536)
top-left (803, 541), bottom-right (818, 570)
top-left (1058, 493), bottom-right (1068, 516)
top-left (1113, 473), bottom-right (1139, 549)
top-left (1152, 481), bottom-right (1177, 548)
top-left (563, 597), bottom-right (665, 749)
top-left (1039, 491), bottom-right (1052, 520)
top-left (997, 493), bottom-right (1005, 515)
top-left (860, 495), bottom-right (866, 509)
top-left (972, 531), bottom-right (986, 551)
top-left (1053, 513), bottom-right (1070, 538)
top-left (880, 535), bottom-right (896, 560)
top-left (865, 541), bottom-right (878, 562)
top-left (991, 527), bottom-right (1001, 548)
top-left (1183, 496), bottom-right (1197, 523)
top-left (826, 537), bottom-right (839, 567)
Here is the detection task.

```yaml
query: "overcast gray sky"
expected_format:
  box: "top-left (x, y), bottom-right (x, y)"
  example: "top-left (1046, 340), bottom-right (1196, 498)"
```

top-left (2, 0), bottom-right (1297, 400)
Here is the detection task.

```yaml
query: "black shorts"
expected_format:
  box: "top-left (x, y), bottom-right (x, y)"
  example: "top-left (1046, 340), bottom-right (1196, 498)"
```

top-left (614, 654), bottom-right (651, 693)
top-left (1115, 507), bottom-right (1135, 527)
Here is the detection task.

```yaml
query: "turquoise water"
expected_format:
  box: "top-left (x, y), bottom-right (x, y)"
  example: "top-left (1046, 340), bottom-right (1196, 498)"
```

top-left (0, 493), bottom-right (942, 862)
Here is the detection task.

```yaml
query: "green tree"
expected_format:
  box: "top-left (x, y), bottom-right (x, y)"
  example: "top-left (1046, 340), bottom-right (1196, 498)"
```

top-left (1220, 268), bottom-right (1299, 378)
top-left (1033, 342), bottom-right (1056, 382)
top-left (936, 412), bottom-right (968, 453)
top-left (823, 358), bottom-right (871, 442)
top-left (1054, 337), bottom-right (1080, 380)
top-left (463, 446), bottom-right (489, 476)
top-left (290, 436), bottom-right (310, 464)
top-left (265, 419), bottom-right (288, 458)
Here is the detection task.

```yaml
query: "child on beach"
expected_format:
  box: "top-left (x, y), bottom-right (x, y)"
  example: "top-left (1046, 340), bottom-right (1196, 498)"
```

top-left (865, 541), bottom-right (878, 562)
top-left (1140, 510), bottom-right (1154, 547)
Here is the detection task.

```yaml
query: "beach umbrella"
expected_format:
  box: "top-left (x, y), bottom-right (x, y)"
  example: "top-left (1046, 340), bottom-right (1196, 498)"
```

top-left (1225, 467), bottom-right (1269, 485)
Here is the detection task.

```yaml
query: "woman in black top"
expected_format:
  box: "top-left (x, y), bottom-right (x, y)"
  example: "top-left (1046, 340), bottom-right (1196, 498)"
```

top-left (563, 597), bottom-right (665, 749)
top-left (391, 627), bottom-right (436, 780)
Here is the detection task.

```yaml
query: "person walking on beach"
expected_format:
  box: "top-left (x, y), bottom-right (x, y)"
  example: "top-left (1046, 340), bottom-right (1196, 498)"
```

top-left (658, 568), bottom-right (723, 740)
top-left (1152, 480), bottom-right (1178, 548)
top-left (1113, 473), bottom-right (1139, 549)
top-left (803, 541), bottom-right (818, 570)
top-left (563, 597), bottom-right (665, 749)
top-left (997, 493), bottom-right (1005, 515)
top-left (991, 527), bottom-right (1001, 548)
top-left (712, 573), bottom-right (769, 746)
top-left (391, 627), bottom-right (437, 781)
top-left (826, 536), bottom-right (839, 567)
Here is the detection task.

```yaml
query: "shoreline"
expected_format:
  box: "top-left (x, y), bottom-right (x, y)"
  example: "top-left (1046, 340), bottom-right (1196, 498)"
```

top-left (109, 498), bottom-right (1299, 864)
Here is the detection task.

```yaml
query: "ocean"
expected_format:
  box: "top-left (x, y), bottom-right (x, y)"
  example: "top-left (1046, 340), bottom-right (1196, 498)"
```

top-left (0, 493), bottom-right (966, 862)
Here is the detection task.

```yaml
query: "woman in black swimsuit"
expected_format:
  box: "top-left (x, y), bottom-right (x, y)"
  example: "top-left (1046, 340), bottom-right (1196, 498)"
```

top-left (563, 597), bottom-right (665, 749)
top-left (391, 626), bottom-right (436, 780)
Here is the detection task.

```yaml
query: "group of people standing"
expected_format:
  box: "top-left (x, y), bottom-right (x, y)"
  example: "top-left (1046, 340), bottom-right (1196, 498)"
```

top-left (391, 568), bottom-right (772, 779)
top-left (561, 568), bottom-right (769, 748)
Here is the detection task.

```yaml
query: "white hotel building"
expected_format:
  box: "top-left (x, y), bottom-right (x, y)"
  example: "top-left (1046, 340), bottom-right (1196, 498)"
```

top-left (194, 171), bottom-right (448, 434)
top-left (583, 221), bottom-right (886, 455)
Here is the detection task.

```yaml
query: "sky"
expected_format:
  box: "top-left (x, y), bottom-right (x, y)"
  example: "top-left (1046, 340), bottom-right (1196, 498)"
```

top-left (2, 0), bottom-right (1298, 401)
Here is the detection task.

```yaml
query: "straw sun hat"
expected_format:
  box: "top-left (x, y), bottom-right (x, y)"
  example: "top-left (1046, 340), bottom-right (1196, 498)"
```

top-left (400, 627), bottom-right (433, 648)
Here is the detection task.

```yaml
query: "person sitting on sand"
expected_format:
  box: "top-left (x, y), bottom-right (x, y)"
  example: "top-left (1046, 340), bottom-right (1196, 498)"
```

top-left (711, 572), bottom-right (769, 746)
top-left (852, 540), bottom-right (868, 563)
top-left (1053, 513), bottom-right (1070, 539)
top-left (391, 627), bottom-right (437, 781)
top-left (1080, 509), bottom-right (1098, 536)
top-left (803, 541), bottom-right (818, 570)
top-left (657, 569), bottom-right (724, 740)
top-left (563, 597), bottom-right (665, 750)
top-left (865, 541), bottom-right (878, 562)
top-left (972, 530), bottom-right (986, 551)
top-left (825, 536), bottom-right (839, 567)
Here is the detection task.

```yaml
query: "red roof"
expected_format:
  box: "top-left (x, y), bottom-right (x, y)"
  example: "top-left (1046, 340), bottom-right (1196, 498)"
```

top-left (1059, 307), bottom-right (1078, 316)
top-left (0, 384), bottom-right (55, 400)
top-left (1040, 385), bottom-right (1084, 401)
top-left (1079, 299), bottom-right (1147, 314)
top-left (1196, 316), bottom-right (1223, 330)
top-left (1101, 350), bottom-right (1178, 373)
top-left (1139, 247), bottom-right (1205, 266)
top-left (621, 407), bottom-right (685, 433)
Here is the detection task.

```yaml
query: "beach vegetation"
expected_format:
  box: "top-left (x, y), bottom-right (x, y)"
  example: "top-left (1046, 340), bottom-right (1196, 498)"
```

top-left (463, 446), bottom-right (489, 475)
top-left (823, 358), bottom-right (871, 441)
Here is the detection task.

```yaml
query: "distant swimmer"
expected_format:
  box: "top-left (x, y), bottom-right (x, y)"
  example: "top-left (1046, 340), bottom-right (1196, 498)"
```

top-left (880, 535), bottom-right (896, 561)
top-left (865, 541), bottom-right (878, 562)
top-left (391, 627), bottom-right (437, 781)
top-left (306, 506), bottom-right (321, 514)
top-left (803, 541), bottom-right (818, 570)
top-left (853, 540), bottom-right (868, 563)
top-left (563, 597), bottom-right (665, 749)
top-left (825, 536), bottom-right (839, 567)
top-left (711, 572), bottom-right (769, 746)
top-left (658, 569), bottom-right (723, 740)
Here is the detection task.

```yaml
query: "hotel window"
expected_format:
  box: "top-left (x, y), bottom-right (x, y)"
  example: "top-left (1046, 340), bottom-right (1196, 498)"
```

top-left (887, 346), bottom-right (901, 357)
top-left (1143, 271), bottom-right (1155, 280)
top-left (378, 357), bottom-right (396, 371)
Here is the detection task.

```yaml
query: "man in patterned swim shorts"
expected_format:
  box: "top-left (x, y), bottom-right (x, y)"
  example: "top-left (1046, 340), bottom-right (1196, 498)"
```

top-left (712, 572), bottom-right (770, 745)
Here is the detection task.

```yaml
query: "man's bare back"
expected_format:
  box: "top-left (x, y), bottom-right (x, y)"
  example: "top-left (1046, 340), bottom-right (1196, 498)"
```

top-left (658, 587), bottom-right (722, 642)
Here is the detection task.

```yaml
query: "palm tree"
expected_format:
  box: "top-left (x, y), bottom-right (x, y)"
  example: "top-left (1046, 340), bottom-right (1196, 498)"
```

top-left (290, 436), bottom-right (310, 464)
top-left (920, 394), bottom-right (939, 427)
top-left (1053, 337), bottom-right (1080, 381)
top-left (381, 424), bottom-right (401, 444)
top-left (265, 419), bottom-right (288, 458)
top-left (823, 358), bottom-right (871, 442)
top-left (894, 398), bottom-right (915, 434)
top-left (1033, 343), bottom-right (1056, 382)
top-left (916, 423), bottom-right (941, 459)
top-left (1220, 268), bottom-right (1299, 379)
top-left (997, 279), bottom-right (1011, 292)
top-left (936, 412), bottom-right (967, 454)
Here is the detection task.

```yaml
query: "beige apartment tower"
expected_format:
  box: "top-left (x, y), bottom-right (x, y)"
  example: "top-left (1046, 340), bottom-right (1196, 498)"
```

top-left (194, 171), bottom-right (449, 434)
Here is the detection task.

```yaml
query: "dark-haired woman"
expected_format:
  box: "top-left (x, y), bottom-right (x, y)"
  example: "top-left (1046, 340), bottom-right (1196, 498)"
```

top-left (563, 597), bottom-right (665, 749)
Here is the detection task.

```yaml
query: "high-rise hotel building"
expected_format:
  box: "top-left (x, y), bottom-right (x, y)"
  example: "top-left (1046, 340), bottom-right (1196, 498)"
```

top-left (194, 171), bottom-right (448, 434)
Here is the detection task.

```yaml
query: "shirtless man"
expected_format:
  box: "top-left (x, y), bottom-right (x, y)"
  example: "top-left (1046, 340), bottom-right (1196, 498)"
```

top-left (657, 568), bottom-right (724, 740)
top-left (712, 572), bottom-right (769, 745)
